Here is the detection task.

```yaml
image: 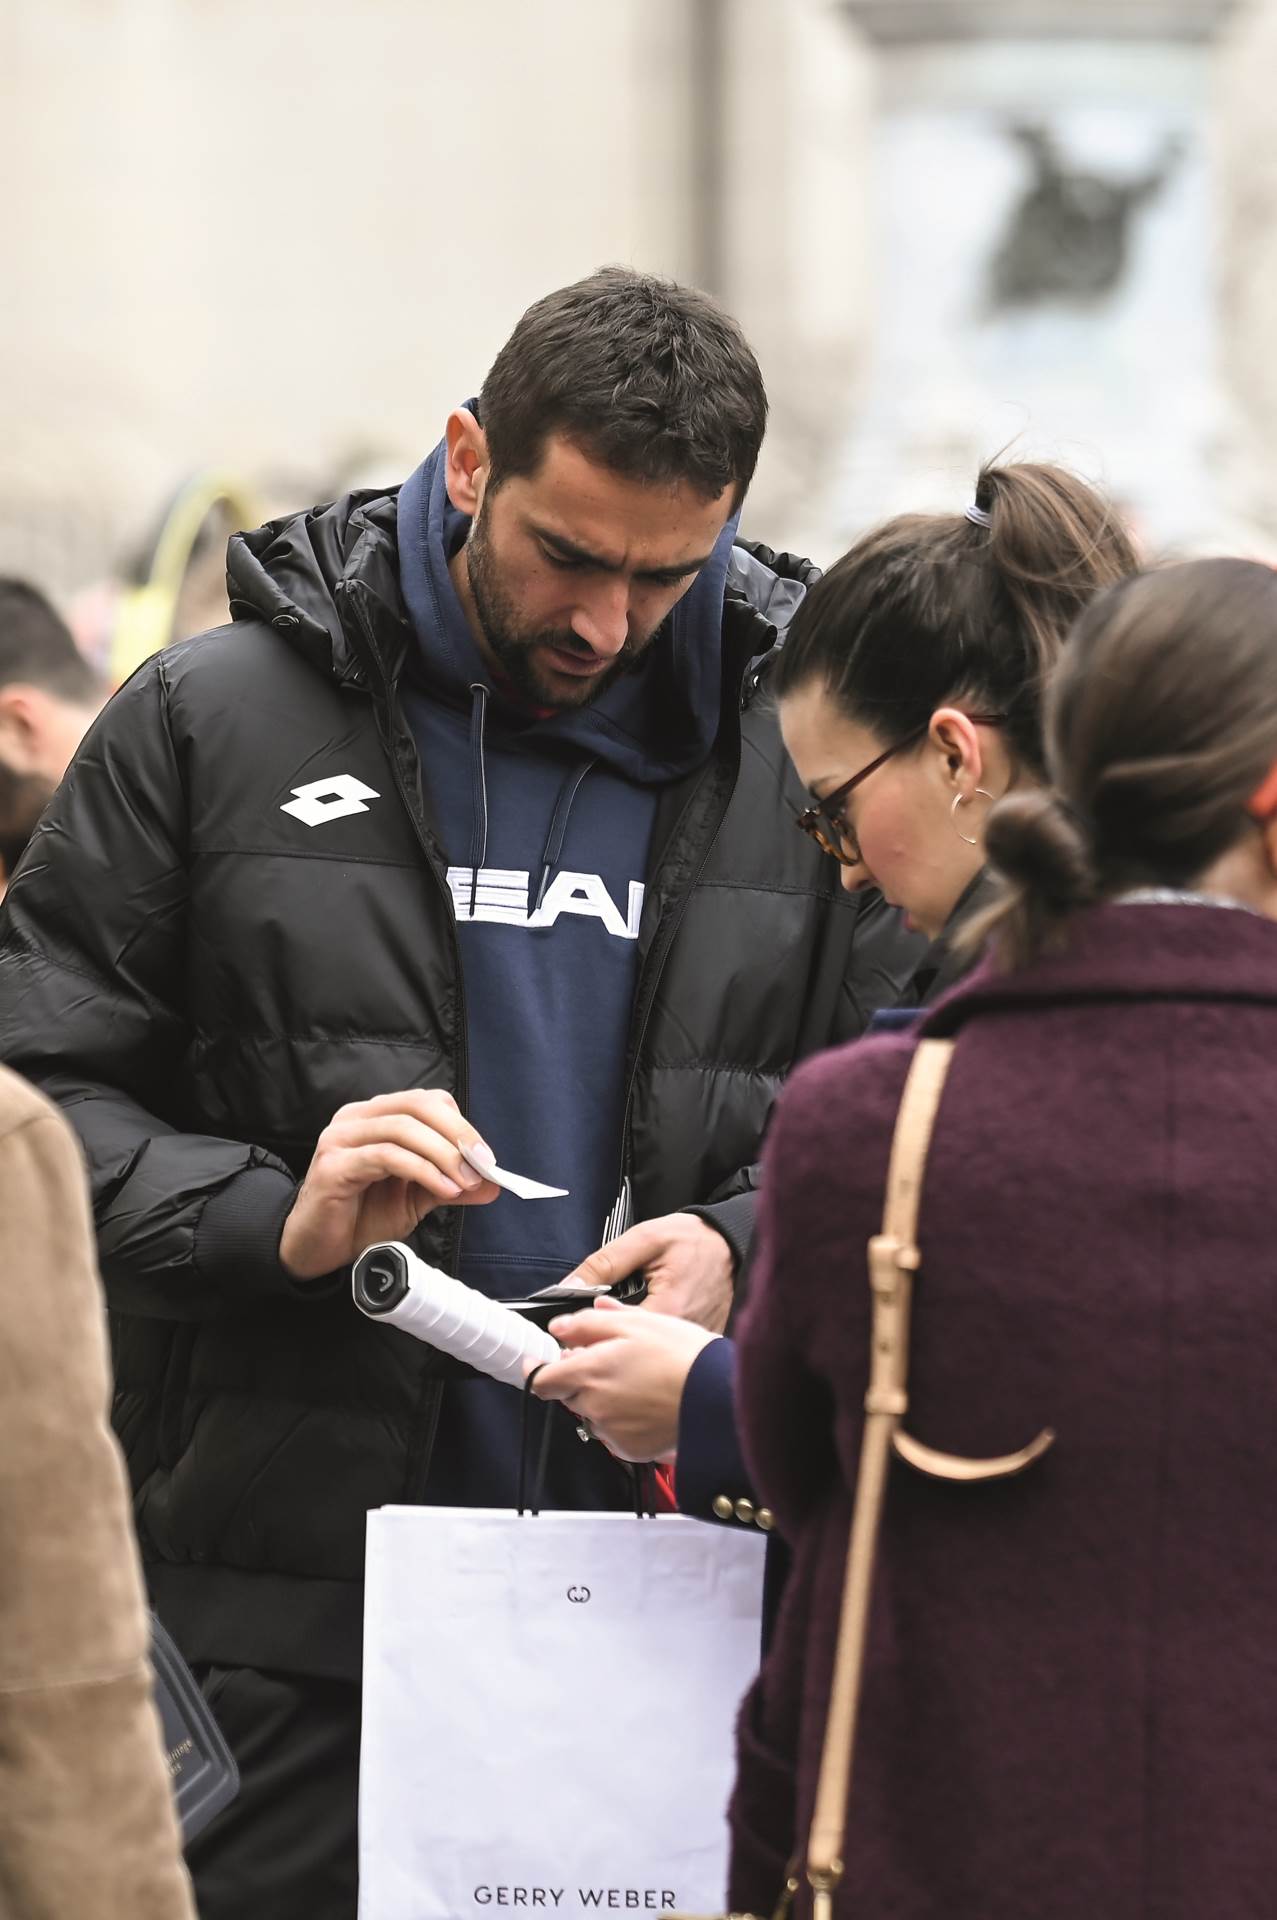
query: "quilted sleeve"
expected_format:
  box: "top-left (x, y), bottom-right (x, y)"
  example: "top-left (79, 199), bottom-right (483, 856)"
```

top-left (0, 658), bottom-right (299, 1317)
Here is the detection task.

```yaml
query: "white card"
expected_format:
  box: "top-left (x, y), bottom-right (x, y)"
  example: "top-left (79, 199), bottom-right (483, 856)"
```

top-left (460, 1142), bottom-right (569, 1201)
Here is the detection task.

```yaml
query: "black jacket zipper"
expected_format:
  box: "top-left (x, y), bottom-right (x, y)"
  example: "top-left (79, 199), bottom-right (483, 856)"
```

top-left (340, 576), bottom-right (480, 1504)
top-left (339, 578), bottom-right (471, 1279)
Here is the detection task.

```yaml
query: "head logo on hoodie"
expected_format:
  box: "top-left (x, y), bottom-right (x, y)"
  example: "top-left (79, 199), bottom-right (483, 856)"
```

top-left (447, 866), bottom-right (643, 941)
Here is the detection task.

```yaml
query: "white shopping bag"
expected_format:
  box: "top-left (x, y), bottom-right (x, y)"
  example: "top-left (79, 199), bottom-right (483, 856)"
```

top-left (359, 1506), bottom-right (766, 1920)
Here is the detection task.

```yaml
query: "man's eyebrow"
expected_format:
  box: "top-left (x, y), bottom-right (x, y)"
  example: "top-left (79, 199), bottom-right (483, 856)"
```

top-left (531, 525), bottom-right (714, 581)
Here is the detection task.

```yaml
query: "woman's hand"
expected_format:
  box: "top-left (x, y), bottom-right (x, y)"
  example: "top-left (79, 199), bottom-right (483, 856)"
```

top-left (527, 1298), bottom-right (718, 1462)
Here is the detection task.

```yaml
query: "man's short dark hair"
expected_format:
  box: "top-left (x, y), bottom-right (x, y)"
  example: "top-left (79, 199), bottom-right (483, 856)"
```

top-left (0, 579), bottom-right (100, 702)
top-left (478, 267), bottom-right (768, 507)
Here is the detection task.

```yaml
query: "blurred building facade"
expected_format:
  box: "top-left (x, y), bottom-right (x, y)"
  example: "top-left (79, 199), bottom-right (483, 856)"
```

top-left (2, 0), bottom-right (1276, 636)
top-left (837, 0), bottom-right (1242, 554)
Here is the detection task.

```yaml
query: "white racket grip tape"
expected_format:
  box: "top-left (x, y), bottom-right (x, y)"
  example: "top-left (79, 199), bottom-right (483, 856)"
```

top-left (351, 1241), bottom-right (560, 1389)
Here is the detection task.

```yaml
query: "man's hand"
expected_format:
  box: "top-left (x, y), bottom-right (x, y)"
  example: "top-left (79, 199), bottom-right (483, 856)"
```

top-left (566, 1213), bottom-right (734, 1332)
top-left (528, 1299), bottom-right (717, 1462)
top-left (279, 1089), bottom-right (500, 1281)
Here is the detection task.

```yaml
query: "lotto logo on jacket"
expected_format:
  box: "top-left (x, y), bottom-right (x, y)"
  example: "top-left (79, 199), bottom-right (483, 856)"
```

top-left (447, 867), bottom-right (644, 940)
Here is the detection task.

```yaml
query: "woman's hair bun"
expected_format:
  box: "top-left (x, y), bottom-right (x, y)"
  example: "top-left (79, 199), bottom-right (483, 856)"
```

top-left (984, 788), bottom-right (1097, 911)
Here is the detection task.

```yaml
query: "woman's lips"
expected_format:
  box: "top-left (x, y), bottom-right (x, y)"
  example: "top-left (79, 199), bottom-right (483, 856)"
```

top-left (542, 643), bottom-right (606, 678)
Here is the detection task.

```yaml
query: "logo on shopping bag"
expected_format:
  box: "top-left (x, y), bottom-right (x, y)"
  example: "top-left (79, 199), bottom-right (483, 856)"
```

top-left (566, 1585), bottom-right (591, 1604)
top-left (474, 1887), bottom-right (677, 1910)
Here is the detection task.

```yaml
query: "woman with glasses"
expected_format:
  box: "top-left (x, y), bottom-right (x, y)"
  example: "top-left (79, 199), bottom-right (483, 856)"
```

top-left (782, 460), bottom-right (1136, 1001)
top-left (729, 555), bottom-right (1277, 1918)
top-left (528, 462), bottom-right (1136, 1528)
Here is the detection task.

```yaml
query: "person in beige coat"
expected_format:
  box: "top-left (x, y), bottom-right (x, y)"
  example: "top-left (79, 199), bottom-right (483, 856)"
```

top-left (0, 1063), bottom-right (195, 1919)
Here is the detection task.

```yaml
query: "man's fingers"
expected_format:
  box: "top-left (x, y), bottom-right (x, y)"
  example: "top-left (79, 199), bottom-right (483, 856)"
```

top-left (356, 1089), bottom-right (490, 1158)
top-left (452, 1178), bottom-right (502, 1206)
top-left (567, 1221), bottom-right (664, 1289)
top-left (327, 1112), bottom-right (486, 1190)
top-left (362, 1087), bottom-right (459, 1117)
top-left (332, 1143), bottom-right (467, 1202)
top-left (639, 1283), bottom-right (683, 1318)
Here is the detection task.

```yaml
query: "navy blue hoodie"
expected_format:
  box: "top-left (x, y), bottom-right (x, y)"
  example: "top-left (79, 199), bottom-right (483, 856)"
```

top-left (395, 435), bottom-right (738, 1506)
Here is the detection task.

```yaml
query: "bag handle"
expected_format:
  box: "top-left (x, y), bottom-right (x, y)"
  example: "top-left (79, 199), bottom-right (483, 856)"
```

top-left (800, 1039), bottom-right (954, 1913)
top-left (673, 1042), bottom-right (1055, 1920)
top-left (518, 1370), bottom-right (655, 1519)
top-left (800, 1038), bottom-right (1054, 1918)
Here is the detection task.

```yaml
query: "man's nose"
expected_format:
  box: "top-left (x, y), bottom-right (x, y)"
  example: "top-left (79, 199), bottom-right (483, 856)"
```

top-left (571, 579), bottom-right (631, 658)
top-left (839, 861), bottom-right (873, 896)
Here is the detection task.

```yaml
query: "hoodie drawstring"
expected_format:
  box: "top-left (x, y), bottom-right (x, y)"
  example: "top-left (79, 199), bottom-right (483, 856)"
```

top-left (467, 683), bottom-right (491, 918)
top-left (534, 760), bottom-right (596, 912)
top-left (465, 682), bottom-right (596, 920)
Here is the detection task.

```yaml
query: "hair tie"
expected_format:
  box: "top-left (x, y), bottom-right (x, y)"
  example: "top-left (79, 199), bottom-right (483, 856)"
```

top-left (1051, 793), bottom-right (1098, 853)
top-left (964, 502), bottom-right (992, 529)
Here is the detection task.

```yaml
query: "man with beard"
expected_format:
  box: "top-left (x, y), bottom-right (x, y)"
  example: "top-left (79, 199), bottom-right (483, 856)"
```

top-left (0, 269), bottom-right (921, 1918)
top-left (0, 580), bottom-right (106, 896)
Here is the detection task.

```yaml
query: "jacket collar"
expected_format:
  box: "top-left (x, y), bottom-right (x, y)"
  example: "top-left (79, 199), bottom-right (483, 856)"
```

top-left (226, 490), bottom-right (406, 689)
top-left (226, 491), bottom-right (812, 712)
top-left (904, 866), bottom-right (999, 1007)
top-left (922, 898), bottom-right (1277, 1036)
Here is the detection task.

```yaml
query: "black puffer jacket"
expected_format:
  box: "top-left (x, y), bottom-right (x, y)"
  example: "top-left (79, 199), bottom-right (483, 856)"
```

top-left (0, 491), bottom-right (921, 1678)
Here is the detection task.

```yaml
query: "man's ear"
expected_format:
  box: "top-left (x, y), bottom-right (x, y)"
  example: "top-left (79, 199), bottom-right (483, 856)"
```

top-left (445, 409), bottom-right (490, 519)
top-left (928, 707), bottom-right (984, 796)
top-left (0, 686), bottom-right (44, 775)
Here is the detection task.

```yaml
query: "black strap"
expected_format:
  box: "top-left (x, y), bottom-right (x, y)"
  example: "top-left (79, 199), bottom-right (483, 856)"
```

top-left (626, 1462), bottom-right (656, 1519)
top-left (518, 1365), bottom-right (558, 1517)
top-left (519, 1370), bottom-right (657, 1519)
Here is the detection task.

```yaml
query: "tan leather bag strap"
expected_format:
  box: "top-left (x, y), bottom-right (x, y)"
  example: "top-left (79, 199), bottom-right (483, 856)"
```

top-left (802, 1038), bottom-right (955, 1917)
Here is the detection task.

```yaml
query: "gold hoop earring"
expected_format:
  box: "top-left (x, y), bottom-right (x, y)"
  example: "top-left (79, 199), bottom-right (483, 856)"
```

top-left (951, 788), bottom-right (994, 848)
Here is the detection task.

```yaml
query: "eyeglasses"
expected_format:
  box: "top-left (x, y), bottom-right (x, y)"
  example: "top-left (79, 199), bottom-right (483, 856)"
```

top-left (795, 713), bottom-right (1007, 867)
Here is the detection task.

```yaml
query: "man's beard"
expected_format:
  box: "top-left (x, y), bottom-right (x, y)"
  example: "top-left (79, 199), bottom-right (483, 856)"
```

top-left (0, 766), bottom-right (55, 878)
top-left (465, 515), bottom-right (659, 710)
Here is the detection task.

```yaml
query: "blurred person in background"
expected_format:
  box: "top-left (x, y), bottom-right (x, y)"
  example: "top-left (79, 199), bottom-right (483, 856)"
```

top-left (0, 268), bottom-right (919, 1918)
top-left (530, 462), bottom-right (1138, 1559)
top-left (0, 1062), bottom-right (195, 1920)
top-left (729, 556), bottom-right (1277, 1919)
top-left (0, 578), bottom-right (107, 894)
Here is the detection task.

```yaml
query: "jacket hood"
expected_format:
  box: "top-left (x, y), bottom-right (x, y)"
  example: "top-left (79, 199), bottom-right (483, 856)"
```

top-left (226, 488), bottom-right (405, 688)
top-left (224, 465), bottom-right (815, 727)
top-left (394, 434), bottom-right (741, 785)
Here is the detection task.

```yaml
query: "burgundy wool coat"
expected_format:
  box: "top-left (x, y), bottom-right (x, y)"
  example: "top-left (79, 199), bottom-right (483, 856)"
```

top-left (728, 901), bottom-right (1277, 1920)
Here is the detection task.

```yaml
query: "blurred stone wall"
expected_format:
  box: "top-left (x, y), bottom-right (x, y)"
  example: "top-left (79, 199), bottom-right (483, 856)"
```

top-left (3, 0), bottom-right (1277, 609)
top-left (0, 0), bottom-right (697, 593)
top-left (0, 0), bottom-right (868, 602)
top-left (715, 0), bottom-right (874, 561)
top-left (1217, 0), bottom-right (1277, 537)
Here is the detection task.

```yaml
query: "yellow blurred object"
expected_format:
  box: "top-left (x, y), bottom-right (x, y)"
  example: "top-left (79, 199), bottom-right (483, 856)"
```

top-left (109, 473), bottom-right (258, 687)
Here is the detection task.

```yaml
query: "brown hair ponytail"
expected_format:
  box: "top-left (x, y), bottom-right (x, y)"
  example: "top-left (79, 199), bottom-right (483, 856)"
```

top-left (980, 557), bottom-right (1277, 967)
top-left (775, 459), bottom-right (1138, 775)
